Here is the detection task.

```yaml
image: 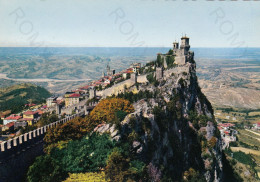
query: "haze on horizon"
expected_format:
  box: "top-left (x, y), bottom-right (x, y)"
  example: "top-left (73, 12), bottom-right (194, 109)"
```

top-left (0, 0), bottom-right (259, 48)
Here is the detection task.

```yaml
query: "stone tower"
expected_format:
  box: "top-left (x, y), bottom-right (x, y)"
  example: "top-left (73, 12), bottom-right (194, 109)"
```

top-left (156, 67), bottom-right (163, 80)
top-left (180, 36), bottom-right (190, 55)
top-left (55, 103), bottom-right (61, 115)
top-left (130, 72), bottom-right (137, 83)
top-left (173, 41), bottom-right (179, 55)
top-left (89, 88), bottom-right (96, 99)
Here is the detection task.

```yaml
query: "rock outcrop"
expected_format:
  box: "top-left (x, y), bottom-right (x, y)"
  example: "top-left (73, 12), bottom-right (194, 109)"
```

top-left (97, 63), bottom-right (223, 181)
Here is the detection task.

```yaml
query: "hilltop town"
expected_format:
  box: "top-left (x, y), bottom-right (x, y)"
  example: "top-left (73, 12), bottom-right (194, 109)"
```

top-left (1, 36), bottom-right (260, 181)
top-left (1, 36), bottom-right (258, 149)
top-left (0, 35), bottom-right (195, 152)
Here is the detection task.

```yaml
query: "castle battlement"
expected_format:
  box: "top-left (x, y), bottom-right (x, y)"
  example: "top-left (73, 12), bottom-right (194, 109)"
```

top-left (0, 112), bottom-right (84, 160)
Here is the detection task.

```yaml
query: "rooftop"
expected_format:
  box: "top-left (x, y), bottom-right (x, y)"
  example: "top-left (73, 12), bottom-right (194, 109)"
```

top-left (6, 122), bottom-right (14, 128)
top-left (181, 36), bottom-right (189, 39)
top-left (69, 93), bottom-right (81, 98)
top-left (4, 115), bottom-right (21, 120)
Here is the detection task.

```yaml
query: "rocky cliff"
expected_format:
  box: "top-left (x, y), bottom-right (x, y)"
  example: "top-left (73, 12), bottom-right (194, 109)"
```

top-left (97, 63), bottom-right (223, 181)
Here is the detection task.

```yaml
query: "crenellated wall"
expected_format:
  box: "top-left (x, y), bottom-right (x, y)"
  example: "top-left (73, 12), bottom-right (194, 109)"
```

top-left (0, 112), bottom-right (85, 182)
top-left (0, 112), bottom-right (84, 157)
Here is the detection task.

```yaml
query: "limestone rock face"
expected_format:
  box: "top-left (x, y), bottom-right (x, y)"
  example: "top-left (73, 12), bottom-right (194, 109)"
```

top-left (115, 63), bottom-right (223, 181)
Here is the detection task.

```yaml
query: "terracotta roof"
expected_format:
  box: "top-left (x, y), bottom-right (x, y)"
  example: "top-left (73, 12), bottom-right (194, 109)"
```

top-left (36, 110), bottom-right (44, 115)
top-left (224, 131), bottom-right (230, 134)
top-left (23, 111), bottom-right (38, 115)
top-left (6, 122), bottom-right (14, 128)
top-left (4, 115), bottom-right (21, 120)
top-left (80, 85), bottom-right (90, 90)
top-left (69, 93), bottom-right (81, 98)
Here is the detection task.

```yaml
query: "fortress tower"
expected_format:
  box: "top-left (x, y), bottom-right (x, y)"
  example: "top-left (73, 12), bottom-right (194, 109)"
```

top-left (173, 41), bottom-right (179, 55)
top-left (180, 36), bottom-right (190, 55)
top-left (174, 35), bottom-right (193, 65)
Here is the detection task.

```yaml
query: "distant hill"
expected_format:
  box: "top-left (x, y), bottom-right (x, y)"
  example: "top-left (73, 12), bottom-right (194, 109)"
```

top-left (0, 83), bottom-right (51, 113)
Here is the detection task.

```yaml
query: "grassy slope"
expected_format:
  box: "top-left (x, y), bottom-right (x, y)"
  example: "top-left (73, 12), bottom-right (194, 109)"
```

top-left (0, 83), bottom-right (51, 113)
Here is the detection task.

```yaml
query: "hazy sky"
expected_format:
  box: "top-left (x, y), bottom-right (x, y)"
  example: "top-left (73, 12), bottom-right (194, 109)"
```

top-left (0, 0), bottom-right (259, 47)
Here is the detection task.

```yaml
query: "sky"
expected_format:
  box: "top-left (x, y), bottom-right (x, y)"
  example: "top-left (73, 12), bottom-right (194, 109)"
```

top-left (0, 0), bottom-right (259, 48)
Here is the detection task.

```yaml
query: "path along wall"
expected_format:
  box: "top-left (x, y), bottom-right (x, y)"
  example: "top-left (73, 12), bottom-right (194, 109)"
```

top-left (0, 112), bottom-right (84, 182)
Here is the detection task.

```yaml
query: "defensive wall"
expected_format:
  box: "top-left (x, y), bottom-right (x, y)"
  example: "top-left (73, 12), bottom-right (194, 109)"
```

top-left (60, 98), bottom-right (88, 115)
top-left (164, 65), bottom-right (190, 78)
top-left (96, 64), bottom-right (191, 98)
top-left (0, 112), bottom-right (84, 182)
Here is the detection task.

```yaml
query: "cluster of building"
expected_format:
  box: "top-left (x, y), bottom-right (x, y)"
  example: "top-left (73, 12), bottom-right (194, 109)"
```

top-left (0, 108), bottom-right (45, 133)
top-left (217, 122), bottom-right (237, 148)
top-left (45, 36), bottom-right (194, 113)
top-left (1, 36), bottom-right (194, 137)
top-left (45, 62), bottom-right (142, 110)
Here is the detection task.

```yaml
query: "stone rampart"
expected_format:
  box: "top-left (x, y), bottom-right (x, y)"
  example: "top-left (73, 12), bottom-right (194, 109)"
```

top-left (96, 65), bottom-right (191, 98)
top-left (137, 74), bottom-right (148, 83)
top-left (164, 65), bottom-right (190, 78)
top-left (0, 112), bottom-right (84, 160)
top-left (60, 98), bottom-right (87, 115)
top-left (0, 112), bottom-right (84, 182)
top-left (97, 79), bottom-right (135, 97)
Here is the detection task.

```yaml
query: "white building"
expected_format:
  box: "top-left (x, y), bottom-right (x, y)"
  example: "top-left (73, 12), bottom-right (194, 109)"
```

top-left (3, 114), bottom-right (21, 125)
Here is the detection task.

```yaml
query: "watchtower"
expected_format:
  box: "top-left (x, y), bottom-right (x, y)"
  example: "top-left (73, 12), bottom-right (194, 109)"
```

top-left (89, 88), bottom-right (96, 99)
top-left (55, 104), bottom-right (61, 115)
top-left (173, 41), bottom-right (179, 50)
top-left (131, 72), bottom-right (137, 83)
top-left (180, 36), bottom-right (190, 55)
top-left (156, 67), bottom-right (163, 80)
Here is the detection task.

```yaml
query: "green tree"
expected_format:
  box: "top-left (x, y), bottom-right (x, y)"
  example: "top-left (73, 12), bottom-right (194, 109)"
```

top-left (167, 49), bottom-right (173, 55)
top-left (105, 148), bottom-right (134, 182)
top-left (27, 155), bottom-right (67, 182)
top-left (37, 112), bottom-right (58, 127)
top-left (51, 133), bottom-right (116, 173)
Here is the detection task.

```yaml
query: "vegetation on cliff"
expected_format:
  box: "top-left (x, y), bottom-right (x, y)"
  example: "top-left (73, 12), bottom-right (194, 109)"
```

top-left (28, 98), bottom-right (137, 182)
top-left (27, 59), bottom-right (226, 181)
top-left (89, 98), bottom-right (134, 124)
top-left (0, 83), bottom-right (51, 113)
